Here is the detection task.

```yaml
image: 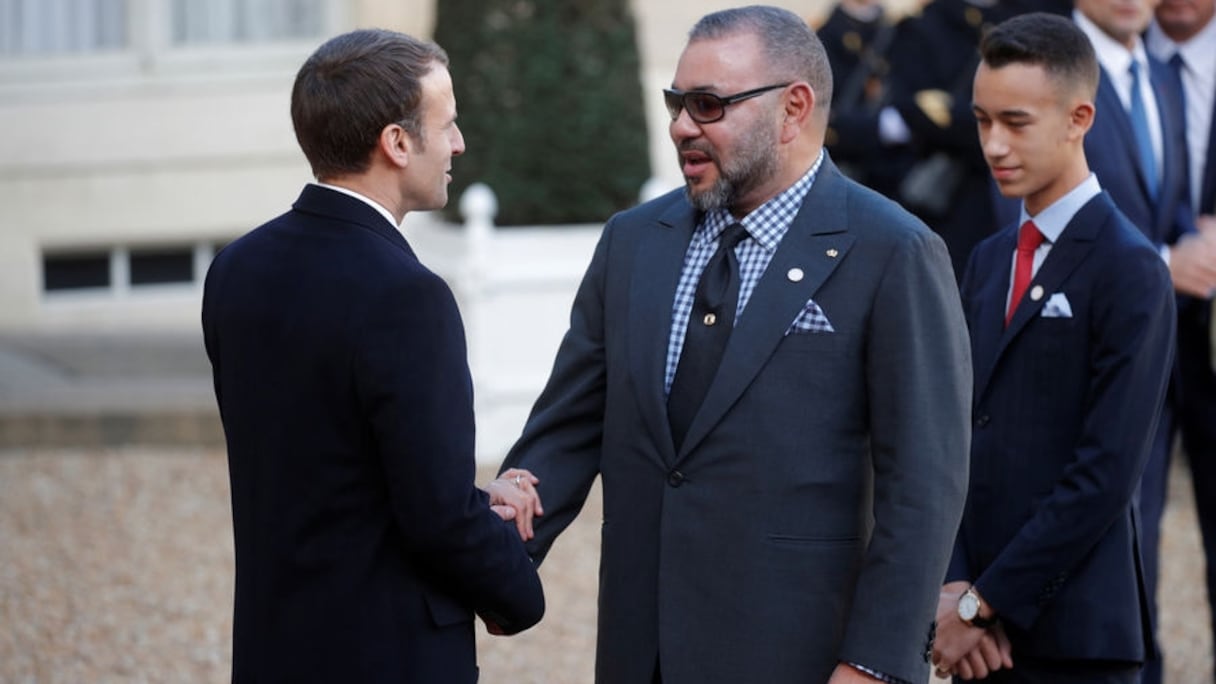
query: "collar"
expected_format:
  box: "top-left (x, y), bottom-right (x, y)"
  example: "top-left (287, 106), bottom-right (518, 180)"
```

top-left (1019, 173), bottom-right (1102, 244)
top-left (313, 182), bottom-right (401, 230)
top-left (1145, 14), bottom-right (1216, 74)
top-left (1073, 10), bottom-right (1151, 78)
top-left (697, 149), bottom-right (826, 251)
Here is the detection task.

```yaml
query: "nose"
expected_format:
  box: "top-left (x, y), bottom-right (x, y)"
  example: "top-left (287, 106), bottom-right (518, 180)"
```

top-left (980, 125), bottom-right (1008, 161)
top-left (669, 107), bottom-right (702, 143)
top-left (451, 123), bottom-right (466, 157)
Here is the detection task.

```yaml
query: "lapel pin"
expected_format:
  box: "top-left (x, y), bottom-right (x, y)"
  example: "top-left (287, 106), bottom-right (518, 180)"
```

top-left (1030, 285), bottom-right (1044, 301)
top-left (826, 249), bottom-right (839, 258)
top-left (787, 268), bottom-right (804, 283)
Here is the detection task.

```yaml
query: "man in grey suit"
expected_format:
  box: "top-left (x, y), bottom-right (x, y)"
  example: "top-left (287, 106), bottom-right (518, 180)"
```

top-left (499, 6), bottom-right (971, 683)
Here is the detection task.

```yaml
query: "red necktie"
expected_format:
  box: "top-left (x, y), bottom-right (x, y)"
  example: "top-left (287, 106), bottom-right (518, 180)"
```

top-left (1006, 220), bottom-right (1044, 327)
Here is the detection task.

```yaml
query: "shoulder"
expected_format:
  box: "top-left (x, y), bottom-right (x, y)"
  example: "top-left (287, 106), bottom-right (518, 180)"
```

top-left (835, 172), bottom-right (944, 252)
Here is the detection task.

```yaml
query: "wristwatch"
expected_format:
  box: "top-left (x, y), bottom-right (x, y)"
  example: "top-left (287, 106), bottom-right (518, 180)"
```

top-left (958, 586), bottom-right (997, 628)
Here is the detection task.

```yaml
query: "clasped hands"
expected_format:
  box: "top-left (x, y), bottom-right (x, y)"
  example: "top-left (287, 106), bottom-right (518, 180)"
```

top-left (484, 467), bottom-right (544, 541)
top-left (932, 581), bottom-right (1013, 681)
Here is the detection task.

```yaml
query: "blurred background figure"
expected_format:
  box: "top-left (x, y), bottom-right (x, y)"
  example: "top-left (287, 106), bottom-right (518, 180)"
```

top-left (816, 0), bottom-right (914, 200)
top-left (1147, 0), bottom-right (1216, 681)
top-left (821, 0), bottom-right (1070, 279)
top-left (1065, 0), bottom-right (1216, 681)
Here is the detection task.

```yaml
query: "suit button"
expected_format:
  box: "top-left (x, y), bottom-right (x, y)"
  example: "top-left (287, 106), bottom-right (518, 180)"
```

top-left (975, 414), bottom-right (990, 428)
top-left (667, 470), bottom-right (685, 487)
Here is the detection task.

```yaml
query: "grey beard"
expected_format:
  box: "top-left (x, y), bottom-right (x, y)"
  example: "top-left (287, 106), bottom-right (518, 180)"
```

top-left (686, 176), bottom-right (733, 212)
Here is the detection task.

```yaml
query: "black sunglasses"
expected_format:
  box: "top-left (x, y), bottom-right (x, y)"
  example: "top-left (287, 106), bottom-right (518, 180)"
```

top-left (663, 83), bottom-right (792, 124)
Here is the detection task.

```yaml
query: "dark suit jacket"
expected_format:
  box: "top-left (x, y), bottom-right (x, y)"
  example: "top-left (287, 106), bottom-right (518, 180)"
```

top-left (1080, 63), bottom-right (1192, 247)
top-left (1203, 78), bottom-right (1216, 216)
top-left (950, 192), bottom-right (1175, 661)
top-left (502, 157), bottom-right (972, 683)
top-left (202, 185), bottom-right (543, 683)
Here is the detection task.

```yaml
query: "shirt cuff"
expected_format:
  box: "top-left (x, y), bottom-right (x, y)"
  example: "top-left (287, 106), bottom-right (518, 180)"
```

top-left (847, 661), bottom-right (914, 684)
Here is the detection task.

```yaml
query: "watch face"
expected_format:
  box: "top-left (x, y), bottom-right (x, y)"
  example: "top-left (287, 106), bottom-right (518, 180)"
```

top-left (958, 592), bottom-right (979, 621)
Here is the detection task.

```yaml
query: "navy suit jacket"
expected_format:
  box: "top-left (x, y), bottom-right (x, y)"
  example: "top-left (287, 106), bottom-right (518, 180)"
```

top-left (950, 192), bottom-right (1175, 661)
top-left (503, 157), bottom-right (972, 683)
top-left (1084, 62), bottom-right (1193, 246)
top-left (1202, 81), bottom-right (1216, 216)
top-left (202, 185), bottom-right (543, 683)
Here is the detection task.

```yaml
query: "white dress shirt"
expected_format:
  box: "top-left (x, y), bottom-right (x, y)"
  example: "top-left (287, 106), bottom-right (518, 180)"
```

top-left (1074, 10), bottom-right (1165, 190)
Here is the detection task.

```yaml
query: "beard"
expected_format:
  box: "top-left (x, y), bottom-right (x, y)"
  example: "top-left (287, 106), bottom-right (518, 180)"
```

top-left (682, 116), bottom-right (780, 213)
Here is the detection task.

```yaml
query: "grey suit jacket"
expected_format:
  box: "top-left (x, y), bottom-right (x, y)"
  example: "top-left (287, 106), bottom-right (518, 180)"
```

top-left (503, 157), bottom-right (971, 683)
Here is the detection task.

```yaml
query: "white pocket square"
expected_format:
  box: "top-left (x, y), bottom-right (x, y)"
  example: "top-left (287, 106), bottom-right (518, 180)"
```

top-left (785, 299), bottom-right (835, 334)
top-left (1041, 292), bottom-right (1073, 318)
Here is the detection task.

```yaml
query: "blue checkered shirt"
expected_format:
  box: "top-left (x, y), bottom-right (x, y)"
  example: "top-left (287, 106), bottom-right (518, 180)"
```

top-left (664, 151), bottom-right (825, 394)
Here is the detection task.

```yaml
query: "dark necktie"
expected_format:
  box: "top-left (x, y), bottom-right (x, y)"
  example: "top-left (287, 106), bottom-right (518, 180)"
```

top-left (1128, 60), bottom-right (1158, 200)
top-left (1006, 220), bottom-right (1043, 327)
top-left (668, 222), bottom-right (748, 450)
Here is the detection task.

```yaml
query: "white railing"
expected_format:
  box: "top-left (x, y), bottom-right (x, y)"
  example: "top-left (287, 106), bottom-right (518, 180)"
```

top-left (406, 180), bottom-right (677, 463)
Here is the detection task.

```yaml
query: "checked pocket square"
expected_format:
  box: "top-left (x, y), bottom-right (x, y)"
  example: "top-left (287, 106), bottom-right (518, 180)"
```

top-left (1041, 292), bottom-right (1073, 318)
top-left (785, 299), bottom-right (835, 334)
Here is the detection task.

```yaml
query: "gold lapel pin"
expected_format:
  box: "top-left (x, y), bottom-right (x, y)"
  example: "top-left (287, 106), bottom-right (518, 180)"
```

top-left (826, 248), bottom-right (839, 258)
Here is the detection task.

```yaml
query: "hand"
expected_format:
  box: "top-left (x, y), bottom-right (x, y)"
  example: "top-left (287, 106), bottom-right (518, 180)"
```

top-left (826, 662), bottom-right (881, 683)
top-left (953, 623), bottom-right (1013, 680)
top-left (484, 468), bottom-right (543, 541)
top-left (932, 582), bottom-right (988, 676)
top-left (1168, 227), bottom-right (1216, 298)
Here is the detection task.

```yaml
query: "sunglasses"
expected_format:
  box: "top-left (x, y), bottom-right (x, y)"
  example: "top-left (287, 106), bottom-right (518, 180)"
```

top-left (663, 83), bottom-right (792, 124)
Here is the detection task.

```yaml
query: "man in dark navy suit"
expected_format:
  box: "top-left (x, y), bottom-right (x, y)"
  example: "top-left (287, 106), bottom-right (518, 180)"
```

top-left (1062, 1), bottom-right (1216, 680)
top-left (202, 29), bottom-right (543, 684)
top-left (935, 13), bottom-right (1175, 682)
top-left (1147, 0), bottom-right (1216, 679)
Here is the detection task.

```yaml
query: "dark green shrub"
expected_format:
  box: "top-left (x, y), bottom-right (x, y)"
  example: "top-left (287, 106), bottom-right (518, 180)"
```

top-left (434, 0), bottom-right (651, 226)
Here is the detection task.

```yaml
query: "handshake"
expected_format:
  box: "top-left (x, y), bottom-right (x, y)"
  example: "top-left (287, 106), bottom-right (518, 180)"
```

top-left (483, 468), bottom-right (545, 542)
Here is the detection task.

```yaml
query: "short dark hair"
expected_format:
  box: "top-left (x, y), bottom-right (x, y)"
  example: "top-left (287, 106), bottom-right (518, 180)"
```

top-left (689, 5), bottom-right (833, 114)
top-left (980, 13), bottom-right (1099, 99)
top-left (290, 29), bottom-right (448, 180)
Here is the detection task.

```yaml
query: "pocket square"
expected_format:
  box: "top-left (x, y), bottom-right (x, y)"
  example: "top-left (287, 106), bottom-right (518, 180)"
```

top-left (785, 298), bottom-right (835, 334)
top-left (1041, 292), bottom-right (1073, 318)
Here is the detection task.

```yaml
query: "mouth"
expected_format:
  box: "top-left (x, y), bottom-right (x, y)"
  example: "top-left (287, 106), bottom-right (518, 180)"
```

top-left (680, 149), bottom-right (714, 179)
top-left (989, 165), bottom-right (1019, 182)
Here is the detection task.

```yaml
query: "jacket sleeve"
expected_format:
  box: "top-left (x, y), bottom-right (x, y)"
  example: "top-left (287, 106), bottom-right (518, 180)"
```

top-left (499, 219), bottom-right (616, 565)
top-left (838, 225), bottom-right (973, 682)
top-left (355, 267), bottom-right (544, 634)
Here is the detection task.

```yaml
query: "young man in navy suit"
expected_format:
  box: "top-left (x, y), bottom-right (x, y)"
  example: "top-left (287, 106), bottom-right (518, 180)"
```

top-left (933, 13), bottom-right (1175, 682)
top-left (202, 29), bottom-right (543, 683)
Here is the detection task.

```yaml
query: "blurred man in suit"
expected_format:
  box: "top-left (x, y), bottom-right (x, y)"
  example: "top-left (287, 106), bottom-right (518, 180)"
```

top-left (501, 6), bottom-right (971, 683)
top-left (935, 13), bottom-right (1175, 682)
top-left (1147, 0), bottom-right (1216, 678)
top-left (1063, 0), bottom-right (1216, 679)
top-left (202, 29), bottom-right (543, 683)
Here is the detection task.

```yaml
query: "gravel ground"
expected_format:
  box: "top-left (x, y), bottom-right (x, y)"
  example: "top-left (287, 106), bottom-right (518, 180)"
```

top-left (0, 447), bottom-right (1210, 683)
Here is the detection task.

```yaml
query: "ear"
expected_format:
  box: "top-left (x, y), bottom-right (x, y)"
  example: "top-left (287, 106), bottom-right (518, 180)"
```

top-left (1068, 100), bottom-right (1095, 140)
top-left (780, 82), bottom-right (815, 143)
top-left (379, 123), bottom-right (411, 170)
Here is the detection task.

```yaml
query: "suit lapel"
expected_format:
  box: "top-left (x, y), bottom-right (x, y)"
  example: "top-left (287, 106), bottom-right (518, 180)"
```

top-left (674, 163), bottom-right (855, 461)
top-left (629, 198), bottom-right (697, 466)
top-left (976, 195), bottom-right (1110, 402)
top-left (1097, 71), bottom-right (1156, 205)
top-left (970, 228), bottom-right (1016, 399)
